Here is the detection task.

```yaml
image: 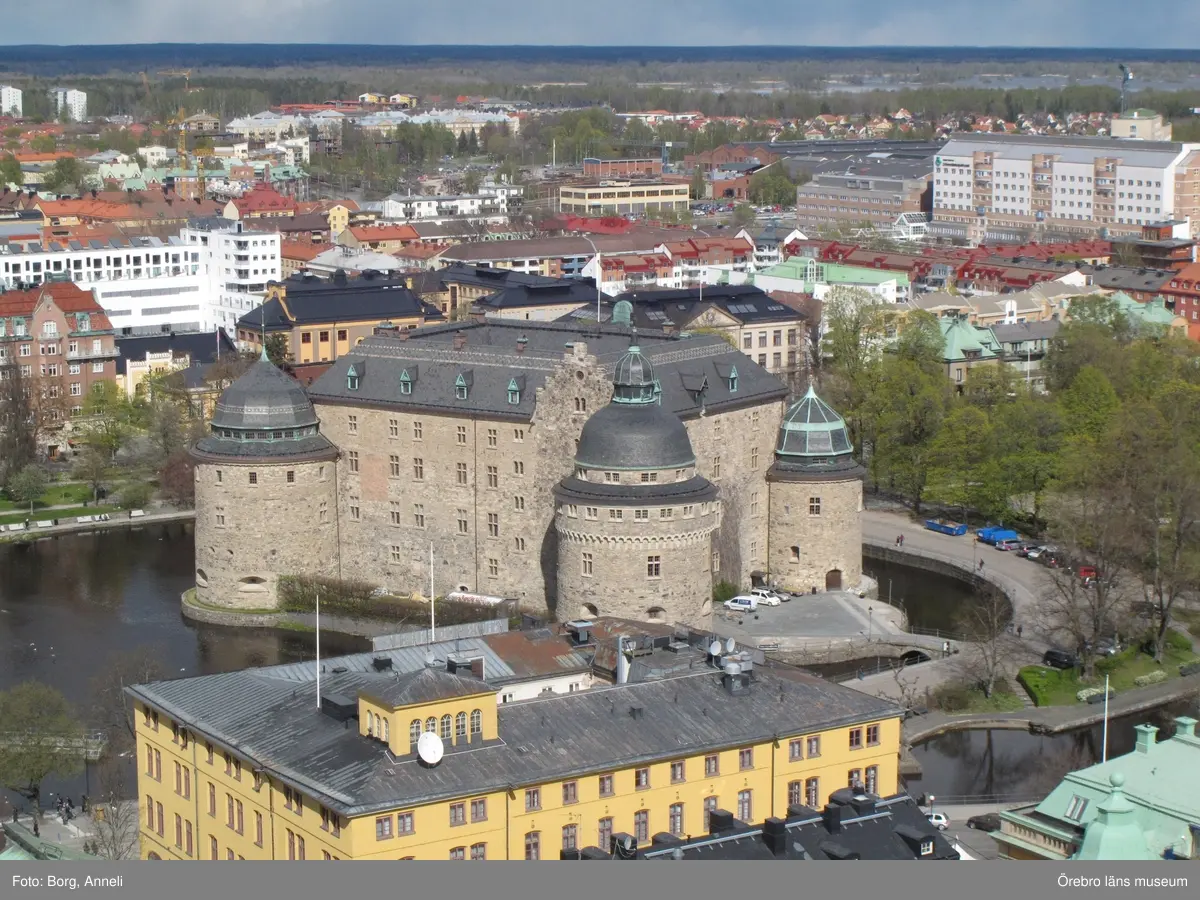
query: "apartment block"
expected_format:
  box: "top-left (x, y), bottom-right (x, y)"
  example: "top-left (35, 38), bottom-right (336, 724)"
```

top-left (559, 181), bottom-right (690, 216)
top-left (0, 85), bottom-right (22, 118)
top-left (49, 87), bottom-right (87, 122)
top-left (794, 157), bottom-right (932, 230)
top-left (931, 134), bottom-right (1200, 244)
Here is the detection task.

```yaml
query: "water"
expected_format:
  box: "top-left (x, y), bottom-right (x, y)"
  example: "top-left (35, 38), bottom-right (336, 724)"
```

top-left (906, 700), bottom-right (1199, 802)
top-left (0, 525), bottom-right (367, 809)
top-left (862, 556), bottom-right (994, 635)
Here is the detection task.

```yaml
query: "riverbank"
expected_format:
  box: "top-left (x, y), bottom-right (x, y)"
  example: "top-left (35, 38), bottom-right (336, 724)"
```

top-left (0, 508), bottom-right (196, 543)
top-left (180, 589), bottom-right (407, 639)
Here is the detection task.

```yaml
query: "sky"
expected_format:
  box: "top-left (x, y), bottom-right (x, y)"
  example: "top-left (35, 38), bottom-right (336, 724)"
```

top-left (0, 0), bottom-right (1195, 48)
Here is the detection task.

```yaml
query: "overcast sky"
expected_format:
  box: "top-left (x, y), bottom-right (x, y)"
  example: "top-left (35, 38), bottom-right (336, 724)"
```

top-left (0, 0), bottom-right (1193, 47)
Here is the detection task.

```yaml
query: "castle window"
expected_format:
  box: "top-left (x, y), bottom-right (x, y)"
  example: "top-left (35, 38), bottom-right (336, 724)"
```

top-left (513, 495), bottom-right (525, 511)
top-left (487, 428), bottom-right (497, 447)
top-left (609, 509), bottom-right (623, 521)
top-left (808, 497), bottom-right (822, 516)
top-left (514, 536), bottom-right (525, 551)
top-left (513, 460), bottom-right (524, 476)
top-left (712, 550), bottom-right (720, 572)
top-left (585, 507), bottom-right (597, 520)
top-left (712, 455), bottom-right (721, 479)
top-left (790, 545), bottom-right (800, 563)
top-left (389, 418), bottom-right (398, 438)
top-left (455, 373), bottom-right (470, 400)
top-left (750, 447), bottom-right (759, 468)
top-left (413, 420), bottom-right (422, 440)
top-left (487, 513), bottom-right (499, 537)
top-left (216, 470), bottom-right (222, 483)
top-left (412, 458), bottom-right (424, 480)
top-left (348, 414), bottom-right (358, 433)
top-left (348, 451), bottom-right (359, 473)
top-left (574, 397), bottom-right (587, 412)
top-left (286, 470), bottom-right (295, 484)
top-left (647, 556), bottom-right (661, 578)
top-left (414, 504), bottom-right (426, 529)
top-left (634, 509), bottom-right (648, 521)
top-left (582, 552), bottom-right (594, 576)
top-left (640, 472), bottom-right (657, 483)
top-left (660, 508), bottom-right (673, 519)
top-left (750, 493), bottom-right (760, 516)
top-left (456, 425), bottom-right (467, 445)
top-left (604, 472), bottom-right (620, 483)
top-left (457, 462), bottom-right (468, 485)
top-left (486, 466), bottom-right (498, 489)
top-left (457, 509), bottom-right (468, 534)
top-left (487, 558), bottom-right (499, 577)
top-left (390, 545), bottom-right (402, 563)
top-left (350, 503), bottom-right (360, 521)
top-left (248, 472), bottom-right (257, 485)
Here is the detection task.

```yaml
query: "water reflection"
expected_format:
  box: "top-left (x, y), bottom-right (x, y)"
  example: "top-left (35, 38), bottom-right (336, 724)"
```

top-left (0, 525), bottom-right (368, 806)
top-left (908, 701), bottom-right (1198, 799)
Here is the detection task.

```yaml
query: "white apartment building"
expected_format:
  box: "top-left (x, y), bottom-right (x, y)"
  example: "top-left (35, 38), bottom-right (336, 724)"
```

top-left (931, 134), bottom-right (1200, 244)
top-left (0, 85), bottom-right (22, 118)
top-left (381, 184), bottom-right (523, 222)
top-left (49, 88), bottom-right (87, 122)
top-left (0, 222), bottom-right (279, 337)
top-left (137, 145), bottom-right (171, 168)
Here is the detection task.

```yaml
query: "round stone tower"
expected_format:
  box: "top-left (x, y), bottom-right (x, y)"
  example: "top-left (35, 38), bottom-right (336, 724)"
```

top-left (767, 385), bottom-right (865, 594)
top-left (554, 344), bottom-right (720, 626)
top-left (191, 354), bottom-right (339, 610)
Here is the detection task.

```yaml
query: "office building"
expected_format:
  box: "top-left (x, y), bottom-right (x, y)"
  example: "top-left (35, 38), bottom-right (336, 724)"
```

top-left (794, 157), bottom-right (933, 230)
top-left (558, 181), bottom-right (690, 216)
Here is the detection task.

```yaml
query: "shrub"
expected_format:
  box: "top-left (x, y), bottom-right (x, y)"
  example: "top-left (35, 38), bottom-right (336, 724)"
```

top-left (1164, 629), bottom-right (1193, 652)
top-left (1018, 666), bottom-right (1055, 707)
top-left (1134, 670), bottom-right (1167, 687)
top-left (930, 682), bottom-right (974, 712)
top-left (1179, 661), bottom-right (1200, 677)
top-left (118, 481), bottom-right (154, 509)
top-left (277, 574), bottom-right (509, 625)
top-left (712, 580), bottom-right (739, 604)
top-left (1077, 686), bottom-right (1108, 703)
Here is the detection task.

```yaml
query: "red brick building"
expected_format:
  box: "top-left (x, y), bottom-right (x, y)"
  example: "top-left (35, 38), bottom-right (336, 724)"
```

top-left (0, 282), bottom-right (118, 444)
top-left (583, 158), bottom-right (664, 179)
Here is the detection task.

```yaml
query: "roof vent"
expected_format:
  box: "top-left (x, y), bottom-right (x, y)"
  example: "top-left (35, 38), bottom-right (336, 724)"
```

top-left (565, 620), bottom-right (593, 645)
top-left (371, 656), bottom-right (392, 672)
top-left (319, 692), bottom-right (358, 722)
top-left (629, 705), bottom-right (645, 720)
top-left (666, 640), bottom-right (690, 653)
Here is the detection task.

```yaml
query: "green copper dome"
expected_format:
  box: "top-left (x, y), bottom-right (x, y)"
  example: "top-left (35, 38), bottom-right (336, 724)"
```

top-left (776, 385), bottom-right (854, 459)
top-left (611, 345), bottom-right (661, 406)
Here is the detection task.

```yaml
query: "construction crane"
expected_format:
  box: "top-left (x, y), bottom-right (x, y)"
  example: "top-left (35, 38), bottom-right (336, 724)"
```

top-left (157, 69), bottom-right (192, 93)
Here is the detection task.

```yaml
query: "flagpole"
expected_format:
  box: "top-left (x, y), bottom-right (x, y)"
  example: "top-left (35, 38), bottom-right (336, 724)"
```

top-left (429, 542), bottom-right (436, 642)
top-left (315, 589), bottom-right (322, 709)
top-left (1102, 674), bottom-right (1110, 763)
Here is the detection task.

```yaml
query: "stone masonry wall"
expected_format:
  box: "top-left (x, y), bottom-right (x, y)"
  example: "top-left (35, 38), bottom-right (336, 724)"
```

top-left (555, 500), bottom-right (719, 626)
top-left (193, 456), bottom-right (339, 609)
top-left (767, 475), bottom-right (863, 593)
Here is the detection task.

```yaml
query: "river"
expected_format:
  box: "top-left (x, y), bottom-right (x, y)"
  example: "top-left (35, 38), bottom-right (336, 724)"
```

top-left (0, 524), bottom-right (366, 809)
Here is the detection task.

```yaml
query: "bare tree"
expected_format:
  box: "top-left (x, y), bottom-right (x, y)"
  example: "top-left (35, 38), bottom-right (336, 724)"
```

top-left (87, 646), bottom-right (167, 757)
top-left (85, 757), bottom-right (140, 860)
top-left (0, 362), bottom-right (36, 485)
top-left (955, 586), bottom-right (1014, 698)
top-left (891, 662), bottom-right (924, 710)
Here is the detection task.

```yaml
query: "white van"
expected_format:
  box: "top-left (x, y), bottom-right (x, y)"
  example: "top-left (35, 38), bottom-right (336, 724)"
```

top-left (750, 588), bottom-right (783, 606)
top-left (724, 596), bottom-right (758, 612)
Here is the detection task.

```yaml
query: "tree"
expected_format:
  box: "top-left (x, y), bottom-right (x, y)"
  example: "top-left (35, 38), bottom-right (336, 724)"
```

top-left (41, 156), bottom-right (91, 195)
top-left (73, 445), bottom-right (111, 504)
top-left (85, 759), bottom-right (140, 860)
top-left (159, 450), bottom-right (196, 509)
top-left (0, 363), bottom-right (37, 486)
top-left (731, 203), bottom-right (757, 227)
top-left (462, 169), bottom-right (482, 193)
top-left (30, 134), bottom-right (56, 153)
top-left (0, 153), bottom-right (22, 187)
top-left (79, 381), bottom-right (134, 460)
top-left (6, 464), bottom-right (48, 513)
top-left (88, 646), bottom-right (166, 756)
top-left (1059, 365), bottom-right (1119, 445)
top-left (955, 586), bottom-right (1014, 699)
top-left (0, 682), bottom-right (84, 820)
top-left (148, 399), bottom-right (185, 461)
top-left (689, 166), bottom-right (707, 201)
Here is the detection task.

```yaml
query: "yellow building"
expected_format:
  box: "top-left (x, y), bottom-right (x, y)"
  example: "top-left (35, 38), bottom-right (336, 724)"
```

top-left (559, 181), bottom-right (691, 216)
top-left (128, 646), bottom-right (902, 861)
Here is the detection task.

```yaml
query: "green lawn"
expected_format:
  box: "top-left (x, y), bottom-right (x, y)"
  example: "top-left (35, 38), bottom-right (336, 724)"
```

top-left (1019, 638), bottom-right (1200, 707)
top-left (0, 481), bottom-right (95, 512)
top-left (0, 505), bottom-right (119, 527)
top-left (931, 678), bottom-right (1026, 713)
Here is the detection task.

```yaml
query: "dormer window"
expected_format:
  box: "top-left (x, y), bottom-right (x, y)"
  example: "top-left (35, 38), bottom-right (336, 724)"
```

top-left (346, 364), bottom-right (360, 391)
top-left (399, 366), bottom-right (417, 396)
top-left (920, 839), bottom-right (934, 856)
top-left (728, 368), bottom-right (738, 393)
top-left (507, 376), bottom-right (523, 405)
top-left (455, 371), bottom-right (473, 400)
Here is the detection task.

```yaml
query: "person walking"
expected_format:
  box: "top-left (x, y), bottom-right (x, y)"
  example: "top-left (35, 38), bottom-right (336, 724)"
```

top-left (900, 534), bottom-right (905, 546)
top-left (1017, 624), bottom-right (1023, 638)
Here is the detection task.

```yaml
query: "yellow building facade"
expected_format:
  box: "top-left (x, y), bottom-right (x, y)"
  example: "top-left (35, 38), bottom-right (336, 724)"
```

top-left (133, 665), bottom-right (901, 862)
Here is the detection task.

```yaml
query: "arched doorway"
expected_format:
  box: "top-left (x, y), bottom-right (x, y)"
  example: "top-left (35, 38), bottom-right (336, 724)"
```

top-left (147, 852), bottom-right (162, 860)
top-left (580, 603), bottom-right (598, 619)
top-left (825, 569), bottom-right (843, 591)
top-left (646, 607), bottom-right (667, 624)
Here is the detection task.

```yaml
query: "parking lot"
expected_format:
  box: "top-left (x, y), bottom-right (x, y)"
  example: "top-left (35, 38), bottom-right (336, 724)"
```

top-left (713, 589), bottom-right (906, 647)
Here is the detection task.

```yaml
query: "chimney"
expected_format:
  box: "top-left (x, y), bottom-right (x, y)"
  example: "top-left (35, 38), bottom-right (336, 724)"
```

top-left (1134, 723), bottom-right (1159, 754)
top-left (371, 656), bottom-right (392, 672)
top-left (708, 809), bottom-right (734, 833)
top-left (823, 800), bottom-right (852, 835)
top-left (762, 817), bottom-right (789, 857)
top-left (453, 331), bottom-right (466, 351)
top-left (1173, 716), bottom-right (1198, 739)
top-left (662, 322), bottom-right (675, 335)
top-left (616, 638), bottom-right (631, 684)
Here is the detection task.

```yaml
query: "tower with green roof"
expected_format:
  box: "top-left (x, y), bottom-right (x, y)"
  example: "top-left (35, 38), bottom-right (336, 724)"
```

top-left (766, 385), bottom-right (865, 593)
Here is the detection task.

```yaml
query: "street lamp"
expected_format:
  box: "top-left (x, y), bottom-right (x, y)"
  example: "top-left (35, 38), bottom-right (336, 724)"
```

top-left (868, 606), bottom-right (874, 641)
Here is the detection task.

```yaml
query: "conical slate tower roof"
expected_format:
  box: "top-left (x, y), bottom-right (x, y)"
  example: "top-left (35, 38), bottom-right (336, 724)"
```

top-left (770, 385), bottom-right (864, 480)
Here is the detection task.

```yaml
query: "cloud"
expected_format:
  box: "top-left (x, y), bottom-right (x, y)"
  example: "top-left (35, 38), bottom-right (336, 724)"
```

top-left (0, 0), bottom-right (1195, 47)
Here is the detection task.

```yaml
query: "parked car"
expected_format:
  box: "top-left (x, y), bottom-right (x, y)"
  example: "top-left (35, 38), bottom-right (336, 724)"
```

top-left (967, 813), bottom-right (1002, 832)
top-left (1043, 648), bottom-right (1082, 669)
top-left (1076, 565), bottom-right (1097, 584)
top-left (750, 588), bottom-right (783, 606)
top-left (724, 596), bottom-right (758, 613)
top-left (1014, 542), bottom-right (1041, 557)
top-left (927, 812), bottom-right (949, 831)
top-left (1084, 636), bottom-right (1122, 657)
top-left (995, 539), bottom-right (1022, 551)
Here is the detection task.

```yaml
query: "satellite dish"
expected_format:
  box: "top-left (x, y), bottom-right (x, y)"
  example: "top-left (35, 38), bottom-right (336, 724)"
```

top-left (708, 640), bottom-right (722, 656)
top-left (417, 731), bottom-right (444, 766)
top-left (725, 637), bottom-right (736, 653)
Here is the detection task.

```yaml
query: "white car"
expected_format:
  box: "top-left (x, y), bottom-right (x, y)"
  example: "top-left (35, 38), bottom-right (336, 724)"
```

top-left (750, 589), bottom-right (782, 607)
top-left (724, 596), bottom-right (759, 612)
top-left (927, 812), bottom-right (949, 831)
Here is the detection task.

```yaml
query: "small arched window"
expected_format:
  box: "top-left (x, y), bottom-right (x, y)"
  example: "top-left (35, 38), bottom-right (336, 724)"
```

top-left (440, 714), bottom-right (452, 740)
top-left (425, 716), bottom-right (437, 734)
top-left (470, 709), bottom-right (482, 736)
top-left (409, 719), bottom-right (421, 745)
top-left (366, 710), bottom-right (375, 736)
top-left (646, 607), bottom-right (666, 623)
top-left (455, 711), bottom-right (467, 738)
top-left (790, 545), bottom-right (801, 563)
top-left (382, 718), bottom-right (389, 742)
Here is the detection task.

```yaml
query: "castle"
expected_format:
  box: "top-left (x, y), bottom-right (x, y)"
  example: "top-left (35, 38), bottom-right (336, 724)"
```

top-left (191, 315), bottom-right (864, 625)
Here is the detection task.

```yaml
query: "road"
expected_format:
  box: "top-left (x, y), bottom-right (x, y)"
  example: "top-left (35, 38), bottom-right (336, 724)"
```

top-left (853, 509), bottom-right (1050, 703)
top-left (925, 801), bottom-right (1037, 860)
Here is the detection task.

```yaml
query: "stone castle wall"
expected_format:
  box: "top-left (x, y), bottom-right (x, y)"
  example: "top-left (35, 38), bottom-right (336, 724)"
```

top-left (766, 474), bottom-right (863, 593)
top-left (555, 500), bottom-right (719, 625)
top-left (193, 456), bottom-right (339, 609)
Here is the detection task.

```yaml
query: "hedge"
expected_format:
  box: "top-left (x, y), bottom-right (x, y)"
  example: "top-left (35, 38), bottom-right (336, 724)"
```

top-left (277, 574), bottom-right (511, 625)
top-left (1018, 666), bottom-right (1061, 707)
top-left (1077, 686), bottom-right (1108, 703)
top-left (1134, 670), bottom-right (1167, 687)
top-left (1180, 661), bottom-right (1200, 677)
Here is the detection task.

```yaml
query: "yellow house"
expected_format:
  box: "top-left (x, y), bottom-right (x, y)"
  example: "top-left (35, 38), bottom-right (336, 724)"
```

top-left (128, 657), bottom-right (902, 861)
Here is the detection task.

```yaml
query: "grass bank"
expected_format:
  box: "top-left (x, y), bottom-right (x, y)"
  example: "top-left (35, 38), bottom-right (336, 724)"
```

top-left (0, 504), bottom-right (119, 526)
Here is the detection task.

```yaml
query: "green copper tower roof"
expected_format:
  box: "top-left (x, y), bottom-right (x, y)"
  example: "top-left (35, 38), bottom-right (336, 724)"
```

top-left (1074, 772), bottom-right (1155, 860)
top-left (776, 385), bottom-right (854, 458)
top-left (611, 344), bottom-right (661, 406)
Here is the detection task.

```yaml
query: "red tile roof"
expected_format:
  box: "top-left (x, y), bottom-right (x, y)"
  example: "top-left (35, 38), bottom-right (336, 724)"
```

top-left (346, 224), bottom-right (420, 242)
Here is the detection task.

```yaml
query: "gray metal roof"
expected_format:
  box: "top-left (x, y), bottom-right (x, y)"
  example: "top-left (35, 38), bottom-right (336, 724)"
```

top-left (307, 319), bottom-right (789, 421)
top-left (938, 134), bottom-right (1194, 168)
top-left (128, 662), bottom-right (901, 818)
top-left (575, 402), bottom-right (696, 471)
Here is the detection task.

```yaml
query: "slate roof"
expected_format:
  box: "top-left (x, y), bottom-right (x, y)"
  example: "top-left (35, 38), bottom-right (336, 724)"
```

top-left (362, 667), bottom-right (492, 709)
top-left (127, 662), bottom-right (901, 818)
top-left (615, 284), bottom-right (801, 326)
top-left (115, 329), bottom-right (237, 376)
top-left (239, 276), bottom-right (443, 332)
top-left (990, 320), bottom-right (1062, 345)
top-left (579, 790), bottom-right (958, 860)
top-left (574, 403), bottom-right (696, 471)
top-left (307, 319), bottom-right (789, 421)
